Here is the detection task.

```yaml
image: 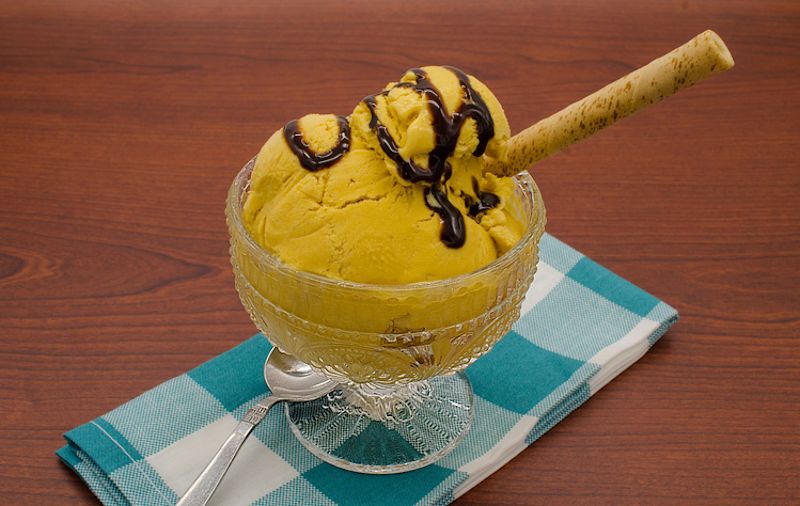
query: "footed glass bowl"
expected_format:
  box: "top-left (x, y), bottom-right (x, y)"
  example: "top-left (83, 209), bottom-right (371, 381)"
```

top-left (226, 158), bottom-right (545, 473)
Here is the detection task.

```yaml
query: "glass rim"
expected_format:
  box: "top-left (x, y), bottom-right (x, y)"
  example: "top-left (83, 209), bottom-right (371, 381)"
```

top-left (226, 156), bottom-right (546, 292)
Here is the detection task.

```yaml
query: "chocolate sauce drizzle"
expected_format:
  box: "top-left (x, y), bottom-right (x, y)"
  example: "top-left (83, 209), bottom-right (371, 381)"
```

top-left (363, 66), bottom-right (498, 248)
top-left (282, 67), bottom-right (500, 248)
top-left (466, 177), bottom-right (501, 219)
top-left (283, 115), bottom-right (351, 171)
top-left (425, 187), bottom-right (466, 248)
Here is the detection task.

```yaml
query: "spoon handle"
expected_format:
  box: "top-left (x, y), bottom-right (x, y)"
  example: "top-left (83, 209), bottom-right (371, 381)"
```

top-left (177, 396), bottom-right (280, 506)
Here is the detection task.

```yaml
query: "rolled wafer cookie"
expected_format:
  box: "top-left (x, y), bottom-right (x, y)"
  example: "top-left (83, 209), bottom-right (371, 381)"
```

top-left (486, 30), bottom-right (734, 176)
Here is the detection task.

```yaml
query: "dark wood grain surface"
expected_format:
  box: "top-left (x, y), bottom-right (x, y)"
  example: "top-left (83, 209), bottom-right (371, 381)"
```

top-left (1, 0), bottom-right (798, 504)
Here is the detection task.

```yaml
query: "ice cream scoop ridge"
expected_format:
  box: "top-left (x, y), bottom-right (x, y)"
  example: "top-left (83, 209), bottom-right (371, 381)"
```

top-left (243, 65), bottom-right (522, 284)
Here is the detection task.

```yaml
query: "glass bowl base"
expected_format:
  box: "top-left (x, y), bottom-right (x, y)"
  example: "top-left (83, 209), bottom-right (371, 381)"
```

top-left (285, 372), bottom-right (474, 474)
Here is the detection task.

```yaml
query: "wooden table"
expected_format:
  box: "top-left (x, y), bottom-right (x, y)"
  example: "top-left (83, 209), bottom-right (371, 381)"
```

top-left (2, 1), bottom-right (798, 503)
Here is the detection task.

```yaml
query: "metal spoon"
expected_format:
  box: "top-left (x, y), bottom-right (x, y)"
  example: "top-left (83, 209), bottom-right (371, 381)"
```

top-left (177, 348), bottom-right (336, 506)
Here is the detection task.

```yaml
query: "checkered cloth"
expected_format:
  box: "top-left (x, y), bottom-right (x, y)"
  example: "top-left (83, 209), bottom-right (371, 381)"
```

top-left (58, 233), bottom-right (677, 505)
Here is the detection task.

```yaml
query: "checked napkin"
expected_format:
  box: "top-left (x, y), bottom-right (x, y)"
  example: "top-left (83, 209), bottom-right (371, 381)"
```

top-left (58, 233), bottom-right (678, 506)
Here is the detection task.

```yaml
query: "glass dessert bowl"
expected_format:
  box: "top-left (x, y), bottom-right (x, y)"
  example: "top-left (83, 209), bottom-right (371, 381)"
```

top-left (226, 158), bottom-right (545, 473)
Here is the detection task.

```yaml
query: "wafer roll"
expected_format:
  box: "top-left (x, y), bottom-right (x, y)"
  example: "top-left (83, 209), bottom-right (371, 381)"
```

top-left (486, 30), bottom-right (734, 176)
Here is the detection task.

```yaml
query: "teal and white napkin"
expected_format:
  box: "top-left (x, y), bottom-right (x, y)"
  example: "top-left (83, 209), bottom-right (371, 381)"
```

top-left (58, 233), bottom-right (677, 505)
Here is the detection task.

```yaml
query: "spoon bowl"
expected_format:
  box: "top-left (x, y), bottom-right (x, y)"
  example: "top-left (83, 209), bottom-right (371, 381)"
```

top-left (264, 347), bottom-right (336, 400)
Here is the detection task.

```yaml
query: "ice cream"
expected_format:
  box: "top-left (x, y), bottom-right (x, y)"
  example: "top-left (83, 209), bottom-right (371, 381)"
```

top-left (242, 66), bottom-right (523, 284)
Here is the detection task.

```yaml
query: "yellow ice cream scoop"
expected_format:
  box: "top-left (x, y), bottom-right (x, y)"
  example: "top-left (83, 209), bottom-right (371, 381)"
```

top-left (244, 65), bottom-right (522, 284)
